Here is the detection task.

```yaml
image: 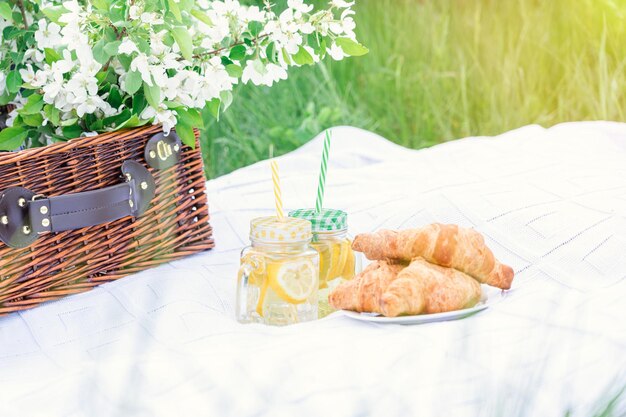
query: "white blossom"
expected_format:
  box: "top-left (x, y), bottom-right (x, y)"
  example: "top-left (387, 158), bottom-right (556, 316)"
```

top-left (331, 0), bottom-right (355, 8)
top-left (19, 65), bottom-right (45, 87)
top-left (130, 53), bottom-right (153, 85)
top-left (288, 0), bottom-right (313, 14)
top-left (242, 59), bottom-right (288, 87)
top-left (327, 42), bottom-right (347, 60)
top-left (129, 5), bottom-right (141, 20)
top-left (118, 39), bottom-right (139, 55)
top-left (35, 19), bottom-right (63, 49)
top-left (76, 95), bottom-right (105, 117)
top-left (141, 12), bottom-right (164, 25)
top-left (141, 105), bottom-right (178, 135)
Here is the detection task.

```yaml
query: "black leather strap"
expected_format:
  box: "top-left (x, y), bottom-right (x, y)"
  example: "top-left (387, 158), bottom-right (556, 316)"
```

top-left (29, 183), bottom-right (134, 233)
top-left (0, 161), bottom-right (156, 248)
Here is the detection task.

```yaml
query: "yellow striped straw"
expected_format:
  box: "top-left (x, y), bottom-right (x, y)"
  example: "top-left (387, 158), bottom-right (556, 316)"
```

top-left (271, 159), bottom-right (285, 220)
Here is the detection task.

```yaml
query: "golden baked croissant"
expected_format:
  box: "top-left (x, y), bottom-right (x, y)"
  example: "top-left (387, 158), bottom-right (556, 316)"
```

top-left (379, 258), bottom-right (481, 317)
top-left (352, 224), bottom-right (514, 289)
top-left (328, 260), bottom-right (405, 313)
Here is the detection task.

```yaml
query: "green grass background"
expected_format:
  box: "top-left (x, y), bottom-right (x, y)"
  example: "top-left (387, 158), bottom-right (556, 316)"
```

top-left (199, 2), bottom-right (626, 414)
top-left (201, 0), bottom-right (626, 178)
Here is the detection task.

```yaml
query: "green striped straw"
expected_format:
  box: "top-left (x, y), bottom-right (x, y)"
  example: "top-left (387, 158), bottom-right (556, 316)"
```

top-left (315, 129), bottom-right (332, 213)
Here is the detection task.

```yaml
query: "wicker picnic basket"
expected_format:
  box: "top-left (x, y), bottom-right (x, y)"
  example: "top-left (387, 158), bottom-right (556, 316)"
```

top-left (0, 121), bottom-right (214, 314)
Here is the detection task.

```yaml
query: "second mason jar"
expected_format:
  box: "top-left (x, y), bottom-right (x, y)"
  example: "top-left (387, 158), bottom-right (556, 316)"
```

top-left (288, 208), bottom-right (359, 317)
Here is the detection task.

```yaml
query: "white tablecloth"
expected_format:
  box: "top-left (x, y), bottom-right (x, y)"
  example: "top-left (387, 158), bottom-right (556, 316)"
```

top-left (1, 122), bottom-right (625, 416)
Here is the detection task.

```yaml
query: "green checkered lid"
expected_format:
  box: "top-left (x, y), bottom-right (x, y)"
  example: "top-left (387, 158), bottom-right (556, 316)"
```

top-left (288, 208), bottom-right (348, 232)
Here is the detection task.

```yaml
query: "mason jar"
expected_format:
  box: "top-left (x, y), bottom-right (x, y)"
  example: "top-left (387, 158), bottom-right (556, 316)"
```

top-left (288, 208), bottom-right (360, 318)
top-left (236, 216), bottom-right (319, 326)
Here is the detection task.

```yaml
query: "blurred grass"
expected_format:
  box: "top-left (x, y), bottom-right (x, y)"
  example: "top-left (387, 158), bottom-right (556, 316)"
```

top-left (201, 0), bottom-right (626, 177)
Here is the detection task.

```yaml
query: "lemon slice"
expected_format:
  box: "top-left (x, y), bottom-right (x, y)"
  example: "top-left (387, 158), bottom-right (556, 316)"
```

top-left (328, 240), bottom-right (349, 280)
top-left (341, 241), bottom-right (356, 280)
top-left (268, 259), bottom-right (317, 304)
top-left (312, 242), bottom-right (331, 289)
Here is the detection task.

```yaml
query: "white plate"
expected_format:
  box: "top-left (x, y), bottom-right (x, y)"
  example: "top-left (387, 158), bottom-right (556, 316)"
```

top-left (341, 285), bottom-right (505, 325)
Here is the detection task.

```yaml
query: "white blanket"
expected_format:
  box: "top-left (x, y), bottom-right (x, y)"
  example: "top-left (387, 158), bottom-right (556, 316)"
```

top-left (1, 122), bottom-right (625, 417)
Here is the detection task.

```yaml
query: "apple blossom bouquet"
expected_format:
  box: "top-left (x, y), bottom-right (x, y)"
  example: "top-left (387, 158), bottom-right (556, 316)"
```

top-left (0, 0), bottom-right (366, 150)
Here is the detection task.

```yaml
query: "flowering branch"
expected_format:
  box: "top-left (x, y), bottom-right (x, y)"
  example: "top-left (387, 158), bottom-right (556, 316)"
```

top-left (0, 0), bottom-right (368, 152)
top-left (16, 0), bottom-right (28, 29)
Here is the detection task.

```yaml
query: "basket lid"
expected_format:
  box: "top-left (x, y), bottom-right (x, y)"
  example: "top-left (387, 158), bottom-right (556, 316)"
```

top-left (250, 216), bottom-right (312, 243)
top-left (288, 208), bottom-right (347, 233)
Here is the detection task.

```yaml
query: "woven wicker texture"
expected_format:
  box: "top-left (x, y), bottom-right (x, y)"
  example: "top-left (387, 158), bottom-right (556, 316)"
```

top-left (0, 124), bottom-right (214, 314)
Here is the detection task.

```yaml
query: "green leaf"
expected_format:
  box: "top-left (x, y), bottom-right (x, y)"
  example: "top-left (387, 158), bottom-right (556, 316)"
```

top-left (60, 117), bottom-right (78, 126)
top-left (93, 39), bottom-right (108, 65)
top-left (266, 42), bottom-right (277, 63)
top-left (225, 64), bottom-right (242, 78)
top-left (132, 93), bottom-right (147, 115)
top-left (248, 21), bottom-right (263, 37)
top-left (116, 114), bottom-right (147, 130)
top-left (335, 37), bottom-right (369, 57)
top-left (281, 48), bottom-right (292, 65)
top-left (177, 107), bottom-right (203, 129)
top-left (87, 118), bottom-right (104, 132)
top-left (18, 94), bottom-right (44, 115)
top-left (44, 104), bottom-right (60, 125)
top-left (6, 71), bottom-right (22, 94)
top-left (143, 82), bottom-right (161, 108)
top-left (62, 124), bottom-right (82, 139)
top-left (41, 6), bottom-right (67, 23)
top-left (172, 27), bottom-right (193, 61)
top-left (0, 127), bottom-right (28, 151)
top-left (22, 113), bottom-right (43, 127)
top-left (109, 0), bottom-right (127, 25)
top-left (229, 45), bottom-right (247, 61)
top-left (205, 98), bottom-right (220, 121)
top-left (3, 26), bottom-right (21, 41)
top-left (117, 54), bottom-right (132, 71)
top-left (175, 123), bottom-right (195, 149)
top-left (104, 41), bottom-right (122, 57)
top-left (108, 86), bottom-right (123, 108)
top-left (168, 0), bottom-right (182, 22)
top-left (125, 70), bottom-right (143, 95)
top-left (103, 108), bottom-right (130, 128)
top-left (191, 9), bottom-right (213, 26)
top-left (292, 46), bottom-right (314, 65)
top-left (44, 48), bottom-right (62, 64)
top-left (220, 90), bottom-right (233, 112)
top-left (92, 0), bottom-right (110, 11)
top-left (0, 3), bottom-right (13, 21)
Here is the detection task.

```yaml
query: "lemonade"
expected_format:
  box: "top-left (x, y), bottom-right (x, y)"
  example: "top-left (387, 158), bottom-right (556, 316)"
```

top-left (288, 209), bottom-right (359, 318)
top-left (236, 217), bottom-right (319, 325)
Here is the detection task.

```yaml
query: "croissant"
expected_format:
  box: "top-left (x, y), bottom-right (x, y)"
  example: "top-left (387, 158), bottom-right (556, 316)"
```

top-left (352, 224), bottom-right (514, 289)
top-left (379, 258), bottom-right (482, 317)
top-left (328, 260), bottom-right (405, 313)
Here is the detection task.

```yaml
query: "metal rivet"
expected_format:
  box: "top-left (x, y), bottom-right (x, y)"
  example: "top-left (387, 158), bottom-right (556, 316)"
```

top-left (22, 226), bottom-right (31, 235)
top-left (40, 206), bottom-right (48, 215)
top-left (18, 198), bottom-right (26, 207)
top-left (149, 150), bottom-right (156, 159)
top-left (0, 215), bottom-right (8, 225)
top-left (174, 144), bottom-right (180, 152)
top-left (42, 218), bottom-right (50, 227)
top-left (129, 200), bottom-right (134, 208)
top-left (140, 181), bottom-right (148, 190)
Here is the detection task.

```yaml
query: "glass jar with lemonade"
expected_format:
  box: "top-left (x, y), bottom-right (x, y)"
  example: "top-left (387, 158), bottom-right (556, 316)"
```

top-left (236, 216), bottom-right (319, 325)
top-left (288, 209), bottom-right (358, 317)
